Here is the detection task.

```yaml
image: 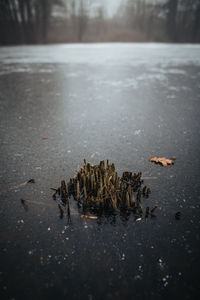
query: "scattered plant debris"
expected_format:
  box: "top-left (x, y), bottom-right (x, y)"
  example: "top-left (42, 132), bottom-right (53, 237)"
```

top-left (58, 204), bottom-right (64, 219)
top-left (150, 205), bottom-right (158, 214)
top-left (171, 156), bottom-right (176, 161)
top-left (52, 159), bottom-right (157, 220)
top-left (150, 157), bottom-right (174, 167)
top-left (145, 206), bottom-right (150, 218)
top-left (27, 179), bottom-right (35, 183)
top-left (20, 198), bottom-right (28, 211)
top-left (175, 211), bottom-right (181, 220)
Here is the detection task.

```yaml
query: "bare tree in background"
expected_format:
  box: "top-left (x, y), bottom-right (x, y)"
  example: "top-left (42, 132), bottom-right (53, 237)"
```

top-left (95, 6), bottom-right (105, 36)
top-left (70, 0), bottom-right (77, 33)
top-left (40, 0), bottom-right (51, 43)
top-left (165, 0), bottom-right (178, 42)
top-left (77, 0), bottom-right (88, 41)
top-left (0, 0), bottom-right (63, 44)
top-left (193, 0), bottom-right (200, 42)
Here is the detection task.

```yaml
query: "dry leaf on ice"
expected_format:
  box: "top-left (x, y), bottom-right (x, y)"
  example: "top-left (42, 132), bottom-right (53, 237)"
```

top-left (149, 157), bottom-right (174, 167)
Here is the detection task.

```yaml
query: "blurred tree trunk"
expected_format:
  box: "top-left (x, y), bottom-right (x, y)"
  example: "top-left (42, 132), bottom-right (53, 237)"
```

top-left (25, 0), bottom-right (35, 43)
top-left (96, 6), bottom-right (105, 36)
top-left (70, 0), bottom-right (77, 39)
top-left (0, 0), bottom-right (20, 44)
top-left (125, 0), bottom-right (136, 29)
top-left (18, 0), bottom-right (26, 42)
top-left (193, 0), bottom-right (200, 42)
top-left (147, 5), bottom-right (155, 39)
top-left (166, 0), bottom-right (178, 42)
top-left (41, 0), bottom-right (51, 43)
top-left (0, 0), bottom-right (55, 44)
top-left (77, 0), bottom-right (88, 42)
top-left (34, 0), bottom-right (41, 43)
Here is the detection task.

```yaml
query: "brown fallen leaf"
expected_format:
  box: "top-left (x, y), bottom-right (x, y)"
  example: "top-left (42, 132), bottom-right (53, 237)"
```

top-left (149, 157), bottom-right (174, 167)
top-left (81, 215), bottom-right (98, 220)
top-left (42, 136), bottom-right (48, 140)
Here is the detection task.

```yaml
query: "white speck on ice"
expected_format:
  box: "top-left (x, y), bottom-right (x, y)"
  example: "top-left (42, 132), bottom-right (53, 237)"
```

top-left (14, 153), bottom-right (23, 157)
top-left (134, 129), bottom-right (141, 136)
top-left (91, 152), bottom-right (100, 158)
top-left (164, 282), bottom-right (168, 287)
top-left (17, 219), bottom-right (24, 224)
top-left (134, 275), bottom-right (142, 280)
top-left (121, 253), bottom-right (125, 261)
top-left (35, 166), bottom-right (41, 170)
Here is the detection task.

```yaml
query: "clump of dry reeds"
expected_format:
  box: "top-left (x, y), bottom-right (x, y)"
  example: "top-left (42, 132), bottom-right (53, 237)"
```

top-left (52, 160), bottom-right (157, 219)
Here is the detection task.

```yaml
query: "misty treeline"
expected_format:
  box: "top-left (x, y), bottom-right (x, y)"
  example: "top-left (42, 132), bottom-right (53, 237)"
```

top-left (0, 0), bottom-right (200, 45)
top-left (0, 0), bottom-right (61, 44)
top-left (119, 0), bottom-right (200, 42)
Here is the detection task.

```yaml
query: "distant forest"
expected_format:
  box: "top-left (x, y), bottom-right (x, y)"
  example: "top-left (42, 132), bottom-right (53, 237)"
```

top-left (0, 0), bottom-right (200, 45)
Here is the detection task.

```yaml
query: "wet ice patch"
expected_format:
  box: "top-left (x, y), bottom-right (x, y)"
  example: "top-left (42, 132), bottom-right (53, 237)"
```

top-left (91, 152), bottom-right (100, 158)
top-left (134, 275), bottom-right (142, 280)
top-left (134, 129), bottom-right (142, 136)
top-left (151, 67), bottom-right (187, 75)
top-left (167, 95), bottom-right (176, 99)
top-left (0, 65), bottom-right (32, 75)
top-left (38, 68), bottom-right (53, 73)
top-left (0, 64), bottom-right (54, 75)
top-left (137, 73), bottom-right (167, 82)
top-left (94, 78), bottom-right (138, 90)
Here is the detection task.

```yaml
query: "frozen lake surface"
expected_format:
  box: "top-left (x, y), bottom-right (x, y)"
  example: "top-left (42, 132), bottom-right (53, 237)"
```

top-left (1, 43), bottom-right (200, 66)
top-left (0, 43), bottom-right (200, 300)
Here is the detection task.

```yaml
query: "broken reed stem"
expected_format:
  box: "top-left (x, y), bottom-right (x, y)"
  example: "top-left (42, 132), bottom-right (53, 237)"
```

top-left (53, 160), bottom-right (155, 218)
